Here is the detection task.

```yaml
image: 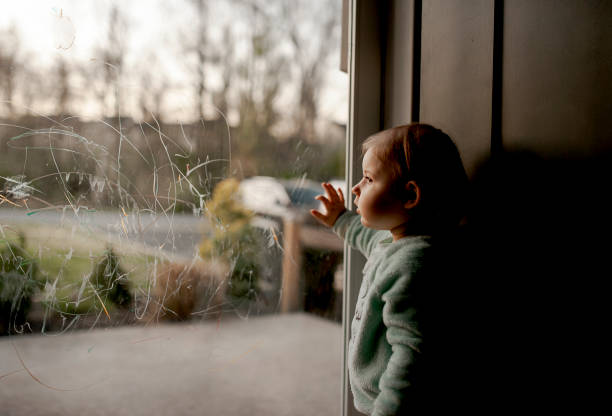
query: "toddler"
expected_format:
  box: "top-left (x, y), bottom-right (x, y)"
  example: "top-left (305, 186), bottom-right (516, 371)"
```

top-left (310, 123), bottom-right (468, 415)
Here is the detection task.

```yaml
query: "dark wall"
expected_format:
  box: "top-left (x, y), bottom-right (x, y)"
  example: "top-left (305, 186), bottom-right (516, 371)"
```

top-left (411, 0), bottom-right (611, 411)
top-left (502, 0), bottom-right (612, 158)
top-left (420, 0), bottom-right (494, 178)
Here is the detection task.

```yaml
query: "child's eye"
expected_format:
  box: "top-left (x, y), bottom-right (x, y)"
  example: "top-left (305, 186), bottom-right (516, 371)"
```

top-left (363, 176), bottom-right (372, 183)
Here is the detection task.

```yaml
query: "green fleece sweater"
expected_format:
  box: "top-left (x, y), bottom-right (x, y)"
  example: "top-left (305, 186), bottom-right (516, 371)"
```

top-left (333, 211), bottom-right (432, 416)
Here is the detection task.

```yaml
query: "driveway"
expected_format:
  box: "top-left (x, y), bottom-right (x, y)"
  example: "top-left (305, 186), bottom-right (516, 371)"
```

top-left (0, 208), bottom-right (209, 260)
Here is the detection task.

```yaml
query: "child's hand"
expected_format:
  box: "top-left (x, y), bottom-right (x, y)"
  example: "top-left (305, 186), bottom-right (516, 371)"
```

top-left (310, 182), bottom-right (346, 228)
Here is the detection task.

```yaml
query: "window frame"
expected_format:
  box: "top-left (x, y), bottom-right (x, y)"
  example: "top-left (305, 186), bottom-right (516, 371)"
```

top-left (341, 1), bottom-right (383, 414)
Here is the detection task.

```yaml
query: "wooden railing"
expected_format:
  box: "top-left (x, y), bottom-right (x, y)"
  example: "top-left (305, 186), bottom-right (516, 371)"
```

top-left (278, 215), bottom-right (344, 313)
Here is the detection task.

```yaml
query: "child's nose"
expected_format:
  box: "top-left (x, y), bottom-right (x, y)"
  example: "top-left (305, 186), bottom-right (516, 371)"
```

top-left (352, 184), bottom-right (360, 195)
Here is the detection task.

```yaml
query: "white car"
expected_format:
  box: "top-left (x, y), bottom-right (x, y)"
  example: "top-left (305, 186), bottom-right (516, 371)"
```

top-left (237, 176), bottom-right (291, 218)
top-left (237, 176), bottom-right (346, 219)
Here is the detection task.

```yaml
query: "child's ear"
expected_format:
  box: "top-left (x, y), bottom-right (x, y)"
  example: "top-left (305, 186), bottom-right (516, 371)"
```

top-left (403, 180), bottom-right (421, 210)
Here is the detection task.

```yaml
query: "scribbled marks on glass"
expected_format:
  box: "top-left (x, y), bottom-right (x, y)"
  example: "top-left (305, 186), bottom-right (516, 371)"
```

top-left (0, 0), bottom-right (346, 338)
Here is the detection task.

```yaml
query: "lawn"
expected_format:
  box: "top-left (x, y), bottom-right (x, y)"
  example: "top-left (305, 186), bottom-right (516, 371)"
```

top-left (0, 222), bottom-right (163, 324)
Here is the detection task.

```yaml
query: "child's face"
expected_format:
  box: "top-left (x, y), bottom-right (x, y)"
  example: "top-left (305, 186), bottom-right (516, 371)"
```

top-left (351, 148), bottom-right (411, 231)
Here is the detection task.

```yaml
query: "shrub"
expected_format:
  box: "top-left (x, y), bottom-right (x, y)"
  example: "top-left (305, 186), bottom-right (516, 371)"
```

top-left (199, 178), bottom-right (262, 300)
top-left (150, 260), bottom-right (226, 321)
top-left (90, 246), bottom-right (132, 308)
top-left (0, 233), bottom-right (39, 335)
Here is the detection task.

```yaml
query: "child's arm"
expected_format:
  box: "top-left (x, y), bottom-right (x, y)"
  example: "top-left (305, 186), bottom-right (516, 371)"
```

top-left (310, 183), bottom-right (382, 257)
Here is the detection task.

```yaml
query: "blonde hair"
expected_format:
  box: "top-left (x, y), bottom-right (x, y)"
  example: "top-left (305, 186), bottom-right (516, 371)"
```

top-left (362, 123), bottom-right (468, 230)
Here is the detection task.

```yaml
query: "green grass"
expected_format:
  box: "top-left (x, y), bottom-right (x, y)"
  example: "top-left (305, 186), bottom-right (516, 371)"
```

top-left (1, 223), bottom-right (164, 317)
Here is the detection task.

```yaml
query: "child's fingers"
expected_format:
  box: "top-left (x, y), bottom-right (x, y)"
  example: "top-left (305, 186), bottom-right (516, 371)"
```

top-left (315, 194), bottom-right (330, 210)
top-left (328, 184), bottom-right (343, 205)
top-left (315, 194), bottom-right (329, 204)
top-left (310, 209), bottom-right (328, 225)
top-left (315, 195), bottom-right (334, 213)
top-left (322, 183), bottom-right (334, 201)
top-left (323, 182), bottom-right (340, 203)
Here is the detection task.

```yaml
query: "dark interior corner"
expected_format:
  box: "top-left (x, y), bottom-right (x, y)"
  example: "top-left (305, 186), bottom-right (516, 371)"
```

top-left (444, 149), bottom-right (611, 409)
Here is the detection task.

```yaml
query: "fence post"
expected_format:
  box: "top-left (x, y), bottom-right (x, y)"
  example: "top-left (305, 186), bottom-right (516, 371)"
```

top-left (280, 214), bottom-right (303, 312)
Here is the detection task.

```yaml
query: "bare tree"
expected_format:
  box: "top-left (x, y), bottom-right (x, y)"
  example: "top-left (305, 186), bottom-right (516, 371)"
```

top-left (212, 25), bottom-right (234, 117)
top-left (138, 53), bottom-right (168, 122)
top-left (18, 64), bottom-right (42, 115)
top-left (95, 5), bottom-right (127, 118)
top-left (282, 1), bottom-right (340, 142)
top-left (185, 0), bottom-right (212, 121)
top-left (0, 25), bottom-right (21, 117)
top-left (55, 57), bottom-right (71, 116)
top-left (218, 1), bottom-right (291, 176)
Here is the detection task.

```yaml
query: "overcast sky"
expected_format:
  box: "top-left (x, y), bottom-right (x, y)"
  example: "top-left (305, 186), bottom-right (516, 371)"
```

top-left (1, 0), bottom-right (348, 124)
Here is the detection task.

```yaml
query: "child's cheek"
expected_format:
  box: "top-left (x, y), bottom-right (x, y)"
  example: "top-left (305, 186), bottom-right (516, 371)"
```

top-left (370, 188), bottom-right (395, 214)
